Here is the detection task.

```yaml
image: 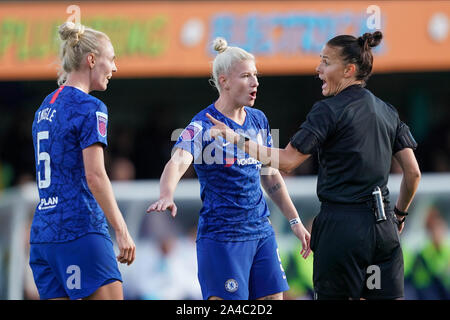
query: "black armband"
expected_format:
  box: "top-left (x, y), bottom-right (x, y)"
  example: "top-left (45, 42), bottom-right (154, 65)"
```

top-left (393, 124), bottom-right (418, 154)
top-left (290, 129), bottom-right (320, 154)
top-left (394, 206), bottom-right (408, 216)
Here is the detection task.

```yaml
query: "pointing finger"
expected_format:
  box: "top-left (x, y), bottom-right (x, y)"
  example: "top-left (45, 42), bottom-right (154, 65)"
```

top-left (206, 113), bottom-right (220, 124)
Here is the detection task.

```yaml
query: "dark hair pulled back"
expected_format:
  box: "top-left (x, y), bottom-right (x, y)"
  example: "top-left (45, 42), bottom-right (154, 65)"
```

top-left (327, 31), bottom-right (383, 84)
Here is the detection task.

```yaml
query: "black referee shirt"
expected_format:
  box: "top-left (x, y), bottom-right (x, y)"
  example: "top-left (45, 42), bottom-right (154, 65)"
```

top-left (290, 84), bottom-right (417, 204)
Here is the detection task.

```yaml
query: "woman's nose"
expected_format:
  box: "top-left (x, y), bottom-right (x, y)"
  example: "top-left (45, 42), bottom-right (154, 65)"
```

top-left (315, 65), bottom-right (321, 74)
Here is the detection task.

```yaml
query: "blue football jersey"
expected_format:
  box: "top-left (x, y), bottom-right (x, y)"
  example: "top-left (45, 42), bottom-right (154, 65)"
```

top-left (175, 103), bottom-right (275, 241)
top-left (30, 86), bottom-right (110, 244)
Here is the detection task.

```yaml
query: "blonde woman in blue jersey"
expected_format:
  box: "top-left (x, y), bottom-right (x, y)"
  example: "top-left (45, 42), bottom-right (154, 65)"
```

top-left (30, 22), bottom-right (135, 300)
top-left (147, 38), bottom-right (311, 300)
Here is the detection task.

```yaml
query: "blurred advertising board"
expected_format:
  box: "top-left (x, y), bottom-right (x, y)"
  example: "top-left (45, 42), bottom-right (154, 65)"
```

top-left (0, 1), bottom-right (449, 80)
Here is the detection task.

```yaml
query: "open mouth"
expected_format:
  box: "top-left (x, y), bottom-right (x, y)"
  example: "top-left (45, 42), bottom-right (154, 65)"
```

top-left (320, 77), bottom-right (327, 90)
top-left (249, 90), bottom-right (257, 99)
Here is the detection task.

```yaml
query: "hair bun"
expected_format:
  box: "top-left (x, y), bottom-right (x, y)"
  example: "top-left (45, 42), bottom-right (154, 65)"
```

top-left (358, 31), bottom-right (383, 49)
top-left (58, 22), bottom-right (85, 46)
top-left (213, 37), bottom-right (228, 53)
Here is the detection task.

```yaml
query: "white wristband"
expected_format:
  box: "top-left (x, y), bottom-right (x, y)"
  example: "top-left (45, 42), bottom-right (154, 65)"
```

top-left (289, 217), bottom-right (301, 227)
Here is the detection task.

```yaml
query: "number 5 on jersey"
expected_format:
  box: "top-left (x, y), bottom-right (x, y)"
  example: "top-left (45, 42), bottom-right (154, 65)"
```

top-left (37, 131), bottom-right (51, 189)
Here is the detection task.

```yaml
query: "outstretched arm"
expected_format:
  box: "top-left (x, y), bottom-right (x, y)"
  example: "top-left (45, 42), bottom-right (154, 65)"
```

top-left (206, 113), bottom-right (310, 173)
top-left (146, 148), bottom-right (194, 218)
top-left (260, 167), bottom-right (311, 259)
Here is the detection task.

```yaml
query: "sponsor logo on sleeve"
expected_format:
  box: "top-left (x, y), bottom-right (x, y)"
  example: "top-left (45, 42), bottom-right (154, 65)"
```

top-left (180, 121), bottom-right (202, 141)
top-left (96, 111), bottom-right (108, 138)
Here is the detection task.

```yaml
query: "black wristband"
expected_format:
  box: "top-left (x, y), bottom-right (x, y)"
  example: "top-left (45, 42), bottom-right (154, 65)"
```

top-left (396, 216), bottom-right (406, 225)
top-left (394, 206), bottom-right (408, 217)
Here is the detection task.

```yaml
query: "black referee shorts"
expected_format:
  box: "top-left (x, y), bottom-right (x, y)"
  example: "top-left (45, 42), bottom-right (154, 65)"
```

top-left (310, 202), bottom-right (404, 300)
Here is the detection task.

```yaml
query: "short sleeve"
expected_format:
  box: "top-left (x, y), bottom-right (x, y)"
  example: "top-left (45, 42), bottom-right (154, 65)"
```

top-left (290, 129), bottom-right (320, 154)
top-left (173, 120), bottom-right (204, 161)
top-left (79, 101), bottom-right (108, 149)
top-left (393, 121), bottom-right (418, 154)
top-left (290, 101), bottom-right (336, 154)
top-left (261, 113), bottom-right (272, 147)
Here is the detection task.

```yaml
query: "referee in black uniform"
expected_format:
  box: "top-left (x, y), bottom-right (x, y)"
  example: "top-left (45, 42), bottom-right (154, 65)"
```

top-left (207, 31), bottom-right (421, 300)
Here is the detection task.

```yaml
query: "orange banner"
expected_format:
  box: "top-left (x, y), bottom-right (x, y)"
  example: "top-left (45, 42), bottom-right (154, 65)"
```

top-left (0, 1), bottom-right (449, 80)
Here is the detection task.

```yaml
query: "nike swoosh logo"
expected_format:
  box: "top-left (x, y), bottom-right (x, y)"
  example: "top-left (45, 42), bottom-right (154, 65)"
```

top-left (223, 142), bottom-right (230, 147)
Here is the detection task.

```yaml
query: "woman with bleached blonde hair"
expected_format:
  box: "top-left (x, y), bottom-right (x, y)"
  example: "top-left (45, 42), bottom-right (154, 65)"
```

top-left (148, 37), bottom-right (311, 300)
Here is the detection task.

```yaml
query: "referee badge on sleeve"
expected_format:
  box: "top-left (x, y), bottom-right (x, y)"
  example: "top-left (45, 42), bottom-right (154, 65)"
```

top-left (96, 111), bottom-right (108, 138)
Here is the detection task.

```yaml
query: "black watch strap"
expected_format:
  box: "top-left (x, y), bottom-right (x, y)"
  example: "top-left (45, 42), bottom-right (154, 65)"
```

top-left (394, 206), bottom-right (408, 217)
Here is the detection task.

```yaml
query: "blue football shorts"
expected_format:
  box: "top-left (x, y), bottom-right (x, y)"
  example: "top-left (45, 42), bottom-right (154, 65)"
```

top-left (196, 234), bottom-right (289, 300)
top-left (29, 233), bottom-right (122, 300)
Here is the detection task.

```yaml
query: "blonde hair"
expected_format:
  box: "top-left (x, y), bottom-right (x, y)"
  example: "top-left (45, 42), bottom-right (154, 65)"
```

top-left (210, 37), bottom-right (255, 93)
top-left (57, 22), bottom-right (110, 85)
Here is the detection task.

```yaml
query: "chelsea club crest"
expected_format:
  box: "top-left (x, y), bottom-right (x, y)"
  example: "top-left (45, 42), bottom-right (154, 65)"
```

top-left (225, 279), bottom-right (238, 293)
